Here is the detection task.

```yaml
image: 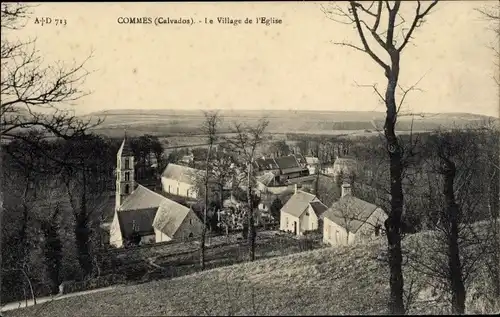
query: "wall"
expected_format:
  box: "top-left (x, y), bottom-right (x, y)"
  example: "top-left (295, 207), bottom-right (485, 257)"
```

top-left (161, 177), bottom-right (198, 199)
top-left (173, 210), bottom-right (205, 240)
top-left (279, 211), bottom-right (300, 234)
top-left (155, 227), bottom-right (173, 243)
top-left (323, 217), bottom-right (355, 246)
top-left (356, 207), bottom-right (387, 242)
top-left (301, 205), bottom-right (319, 232)
top-left (109, 212), bottom-right (123, 248)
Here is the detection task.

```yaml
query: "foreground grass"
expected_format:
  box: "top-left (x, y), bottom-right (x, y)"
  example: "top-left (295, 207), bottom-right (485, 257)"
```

top-left (7, 242), bottom-right (390, 317)
top-left (6, 230), bottom-right (498, 316)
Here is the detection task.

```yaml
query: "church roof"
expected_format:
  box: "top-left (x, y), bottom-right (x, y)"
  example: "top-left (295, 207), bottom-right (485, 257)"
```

top-left (152, 199), bottom-right (192, 238)
top-left (161, 163), bottom-right (203, 185)
top-left (117, 208), bottom-right (157, 237)
top-left (119, 184), bottom-right (169, 211)
top-left (117, 137), bottom-right (134, 157)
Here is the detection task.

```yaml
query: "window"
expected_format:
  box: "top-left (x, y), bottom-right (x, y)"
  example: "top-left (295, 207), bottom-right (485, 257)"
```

top-left (177, 187), bottom-right (179, 195)
top-left (189, 218), bottom-right (192, 225)
top-left (125, 184), bottom-right (130, 194)
top-left (335, 231), bottom-right (340, 244)
top-left (124, 158), bottom-right (130, 169)
top-left (125, 172), bottom-right (130, 181)
top-left (168, 185), bottom-right (171, 193)
top-left (305, 211), bottom-right (310, 216)
top-left (286, 217), bottom-right (289, 228)
top-left (328, 225), bottom-right (332, 240)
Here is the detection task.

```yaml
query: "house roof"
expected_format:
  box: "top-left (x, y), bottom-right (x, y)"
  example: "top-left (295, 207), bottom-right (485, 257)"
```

top-left (294, 154), bottom-right (307, 165)
top-left (280, 190), bottom-right (319, 218)
top-left (305, 156), bottom-right (320, 165)
top-left (161, 163), bottom-right (203, 185)
top-left (323, 195), bottom-right (381, 234)
top-left (117, 137), bottom-right (134, 157)
top-left (152, 199), bottom-right (192, 238)
top-left (285, 175), bottom-right (317, 185)
top-left (281, 166), bottom-right (308, 175)
top-left (274, 156), bottom-right (300, 170)
top-left (257, 172), bottom-right (276, 187)
top-left (119, 184), bottom-right (171, 211)
top-left (117, 208), bottom-right (157, 237)
top-left (255, 158), bottom-right (280, 170)
top-left (309, 201), bottom-right (328, 218)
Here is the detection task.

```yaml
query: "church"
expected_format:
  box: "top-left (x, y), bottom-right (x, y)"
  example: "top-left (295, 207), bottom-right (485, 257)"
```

top-left (109, 137), bottom-right (204, 248)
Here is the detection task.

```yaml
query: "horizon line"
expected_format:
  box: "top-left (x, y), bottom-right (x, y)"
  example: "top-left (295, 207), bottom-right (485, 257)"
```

top-left (80, 108), bottom-right (498, 118)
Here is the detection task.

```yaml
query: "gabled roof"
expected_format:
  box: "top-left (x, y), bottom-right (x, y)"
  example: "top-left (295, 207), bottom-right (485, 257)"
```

top-left (161, 163), bottom-right (203, 185)
top-left (117, 208), bottom-right (157, 237)
top-left (323, 195), bottom-right (382, 234)
top-left (274, 155), bottom-right (300, 170)
top-left (305, 156), bottom-right (320, 165)
top-left (293, 154), bottom-right (307, 166)
top-left (309, 201), bottom-right (328, 218)
top-left (255, 158), bottom-right (280, 170)
top-left (280, 190), bottom-right (319, 218)
top-left (281, 166), bottom-right (308, 175)
top-left (257, 172), bottom-right (276, 187)
top-left (119, 184), bottom-right (170, 211)
top-left (117, 137), bottom-right (134, 157)
top-left (152, 199), bottom-right (193, 238)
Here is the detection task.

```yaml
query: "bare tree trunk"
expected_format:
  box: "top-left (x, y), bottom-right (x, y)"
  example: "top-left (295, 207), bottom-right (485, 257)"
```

top-left (442, 161), bottom-right (466, 314)
top-left (248, 161), bottom-right (256, 261)
top-left (201, 143), bottom-right (213, 271)
top-left (21, 266), bottom-right (36, 305)
top-left (383, 58), bottom-right (406, 315)
top-left (75, 168), bottom-right (93, 278)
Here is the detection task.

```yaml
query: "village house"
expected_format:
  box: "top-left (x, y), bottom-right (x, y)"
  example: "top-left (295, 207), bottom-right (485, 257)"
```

top-left (305, 156), bottom-right (320, 175)
top-left (279, 186), bottom-right (328, 235)
top-left (322, 183), bottom-right (387, 246)
top-left (161, 163), bottom-right (203, 199)
top-left (109, 138), bottom-right (204, 248)
top-left (254, 154), bottom-right (310, 186)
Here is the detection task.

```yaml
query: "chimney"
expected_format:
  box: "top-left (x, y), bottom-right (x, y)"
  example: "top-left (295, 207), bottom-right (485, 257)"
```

top-left (294, 184), bottom-right (298, 194)
top-left (341, 183), bottom-right (351, 197)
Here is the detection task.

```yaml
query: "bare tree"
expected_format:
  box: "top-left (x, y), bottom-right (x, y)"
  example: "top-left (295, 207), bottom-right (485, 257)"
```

top-left (1, 3), bottom-right (101, 303)
top-left (476, 3), bottom-right (500, 86)
top-left (477, 3), bottom-right (500, 302)
top-left (322, 1), bottom-right (439, 313)
top-left (407, 129), bottom-right (489, 314)
top-left (199, 110), bottom-right (221, 270)
top-left (225, 118), bottom-right (269, 261)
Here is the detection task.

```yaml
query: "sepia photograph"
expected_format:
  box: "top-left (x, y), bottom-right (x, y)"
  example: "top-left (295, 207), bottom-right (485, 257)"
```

top-left (0, 1), bottom-right (499, 316)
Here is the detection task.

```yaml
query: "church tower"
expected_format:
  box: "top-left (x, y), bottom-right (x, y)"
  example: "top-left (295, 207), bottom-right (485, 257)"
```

top-left (115, 136), bottom-right (135, 211)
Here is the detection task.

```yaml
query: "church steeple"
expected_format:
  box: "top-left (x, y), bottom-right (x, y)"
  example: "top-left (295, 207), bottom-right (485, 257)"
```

top-left (115, 135), bottom-right (135, 211)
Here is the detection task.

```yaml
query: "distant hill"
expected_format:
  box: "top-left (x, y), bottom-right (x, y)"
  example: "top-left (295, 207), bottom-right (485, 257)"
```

top-left (81, 109), bottom-right (497, 138)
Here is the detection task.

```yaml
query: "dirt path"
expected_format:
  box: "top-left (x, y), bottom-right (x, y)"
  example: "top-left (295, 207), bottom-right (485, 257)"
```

top-left (1, 286), bottom-right (116, 312)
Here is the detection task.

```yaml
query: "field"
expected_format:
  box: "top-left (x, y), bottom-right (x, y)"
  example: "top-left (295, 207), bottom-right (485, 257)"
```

top-left (7, 226), bottom-right (499, 317)
top-left (84, 109), bottom-right (496, 140)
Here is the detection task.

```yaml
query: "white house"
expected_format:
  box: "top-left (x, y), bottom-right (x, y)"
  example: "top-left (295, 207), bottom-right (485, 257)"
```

top-left (279, 186), bottom-right (328, 235)
top-left (161, 163), bottom-right (203, 199)
top-left (305, 156), bottom-right (320, 175)
top-left (323, 183), bottom-right (387, 246)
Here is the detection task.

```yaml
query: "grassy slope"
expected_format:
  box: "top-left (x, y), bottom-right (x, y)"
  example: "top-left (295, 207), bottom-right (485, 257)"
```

top-left (6, 241), bottom-right (392, 317)
top-left (7, 228), bottom-right (499, 317)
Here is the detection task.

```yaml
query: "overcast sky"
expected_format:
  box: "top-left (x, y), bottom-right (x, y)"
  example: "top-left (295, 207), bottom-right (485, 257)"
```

top-left (11, 1), bottom-right (500, 117)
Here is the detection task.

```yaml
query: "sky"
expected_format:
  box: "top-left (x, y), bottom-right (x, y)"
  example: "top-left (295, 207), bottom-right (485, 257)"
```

top-left (7, 1), bottom-right (500, 117)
